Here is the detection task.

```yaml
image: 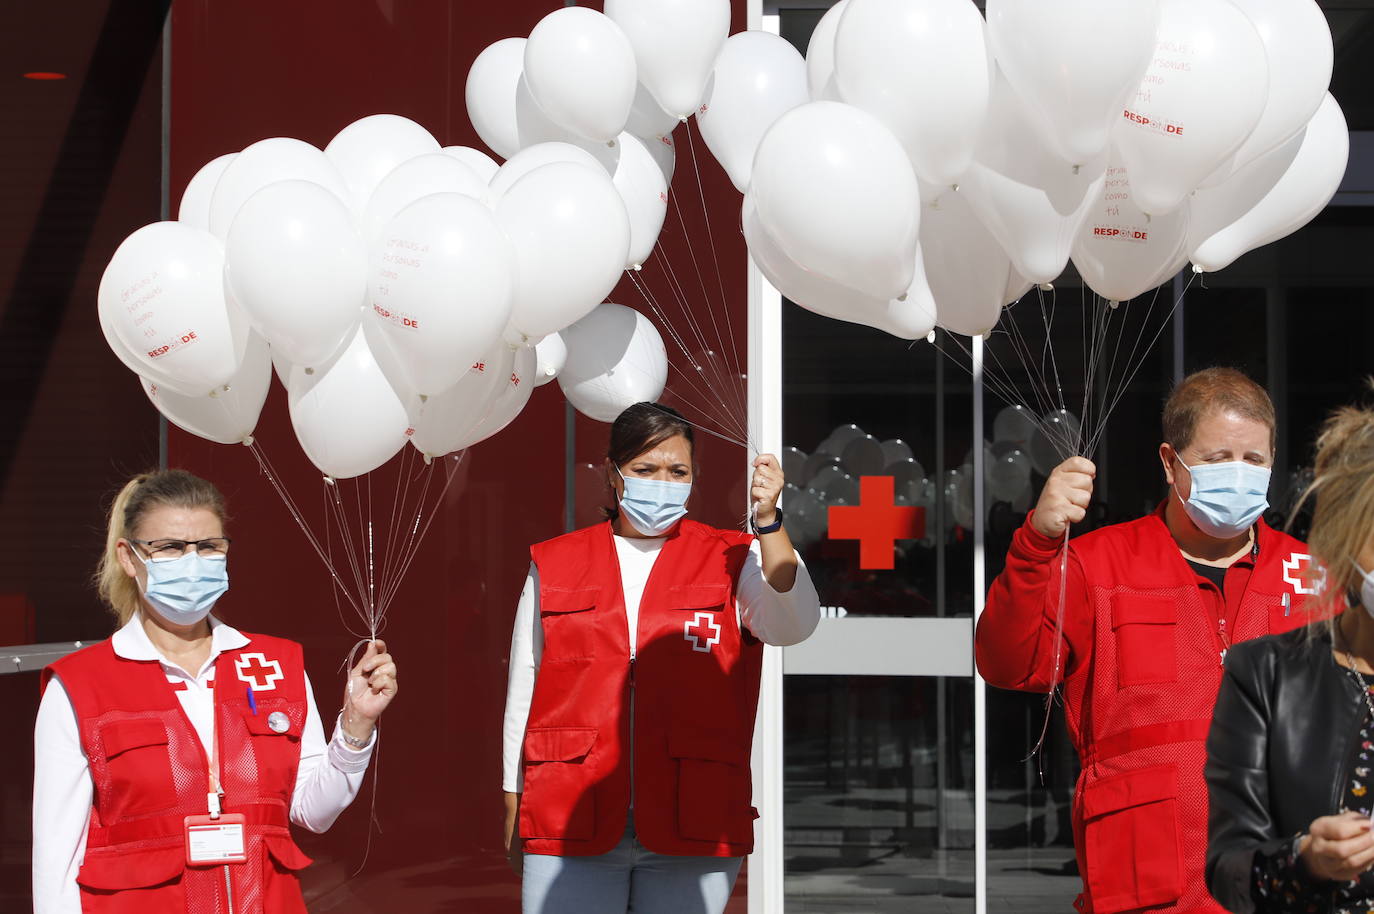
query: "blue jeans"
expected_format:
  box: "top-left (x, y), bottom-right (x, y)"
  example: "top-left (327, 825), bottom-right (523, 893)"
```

top-left (521, 819), bottom-right (743, 914)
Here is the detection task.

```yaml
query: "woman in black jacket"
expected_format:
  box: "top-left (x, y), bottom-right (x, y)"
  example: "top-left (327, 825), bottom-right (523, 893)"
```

top-left (1207, 403), bottom-right (1374, 913)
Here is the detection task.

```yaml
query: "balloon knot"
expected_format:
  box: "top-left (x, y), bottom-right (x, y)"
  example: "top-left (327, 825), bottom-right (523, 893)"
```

top-left (423, 454), bottom-right (433, 466)
top-left (240, 435), bottom-right (254, 447)
top-left (1108, 299), bottom-right (1120, 310)
top-left (323, 475), bottom-right (336, 486)
top-left (1038, 283), bottom-right (1054, 292)
top-left (896, 293), bottom-right (907, 302)
top-left (304, 366), bottom-right (315, 376)
top-left (632, 263), bottom-right (643, 272)
top-left (418, 393), bottom-right (428, 403)
top-left (926, 330), bottom-right (937, 344)
top-left (1192, 263), bottom-right (1205, 274)
top-left (1072, 164), bottom-right (1081, 175)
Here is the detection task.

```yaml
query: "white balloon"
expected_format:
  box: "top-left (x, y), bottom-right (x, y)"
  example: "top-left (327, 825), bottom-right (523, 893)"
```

top-left (1191, 93), bottom-right (1348, 274)
top-left (558, 303), bottom-right (668, 423)
top-left (441, 146), bottom-right (500, 183)
top-left (141, 333), bottom-right (271, 445)
top-left (834, 0), bottom-right (990, 187)
top-left (409, 343), bottom-right (515, 458)
top-left (466, 38), bottom-right (532, 159)
top-left (487, 142), bottom-right (606, 201)
top-left (750, 101), bottom-right (919, 302)
top-left (177, 153), bottom-right (237, 232)
top-left (324, 114), bottom-right (441, 214)
top-left (1071, 159), bottom-right (1190, 302)
top-left (1186, 128), bottom-right (1303, 258)
top-left (1112, 0), bottom-right (1269, 215)
top-left (612, 133), bottom-right (669, 270)
top-left (287, 324), bottom-right (411, 479)
top-left (880, 439), bottom-right (914, 466)
top-left (464, 344), bottom-right (538, 448)
top-left (98, 222), bottom-right (249, 395)
top-left (1210, 0), bottom-right (1332, 181)
top-left (207, 137), bottom-right (351, 240)
top-left (101, 308), bottom-right (201, 396)
top-left (986, 0), bottom-right (1161, 166)
top-left (840, 434), bottom-right (885, 476)
top-left (921, 188), bottom-right (1010, 336)
top-left (994, 405), bottom-right (1040, 448)
top-left (363, 154), bottom-right (486, 243)
top-left (604, 0), bottom-right (730, 119)
top-left (524, 7), bottom-right (637, 144)
top-left (805, 0), bottom-right (847, 102)
top-left (367, 193), bottom-right (515, 395)
top-left (742, 192), bottom-right (936, 340)
top-left (625, 81), bottom-right (679, 140)
top-left (698, 31), bottom-right (809, 193)
top-left (959, 71), bottom-right (1107, 284)
top-left (495, 162), bottom-right (631, 341)
top-left (534, 332), bottom-right (567, 386)
top-left (1003, 268), bottom-right (1035, 307)
top-left (643, 132), bottom-right (677, 188)
top-left (223, 180), bottom-right (365, 368)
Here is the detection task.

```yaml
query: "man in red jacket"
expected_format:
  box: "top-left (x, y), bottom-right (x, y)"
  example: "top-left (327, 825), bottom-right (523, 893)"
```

top-left (976, 367), bottom-right (1315, 914)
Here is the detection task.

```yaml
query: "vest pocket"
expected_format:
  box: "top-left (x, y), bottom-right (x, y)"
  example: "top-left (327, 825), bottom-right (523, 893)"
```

top-left (1081, 764), bottom-right (1182, 913)
top-left (540, 587), bottom-right (601, 660)
top-left (669, 732), bottom-right (753, 845)
top-left (1111, 595), bottom-right (1178, 687)
top-left (77, 845), bottom-right (184, 891)
top-left (520, 726), bottom-right (598, 841)
top-left (99, 719), bottom-right (179, 816)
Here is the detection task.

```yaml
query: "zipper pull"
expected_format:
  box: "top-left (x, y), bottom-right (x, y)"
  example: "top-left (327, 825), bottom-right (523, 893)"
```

top-left (628, 656), bottom-right (636, 686)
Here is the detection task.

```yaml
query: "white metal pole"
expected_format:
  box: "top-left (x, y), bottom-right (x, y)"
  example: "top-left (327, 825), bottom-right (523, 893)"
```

top-left (972, 335), bottom-right (988, 914)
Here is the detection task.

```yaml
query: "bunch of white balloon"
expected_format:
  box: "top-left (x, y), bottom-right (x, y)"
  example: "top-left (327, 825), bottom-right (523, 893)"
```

top-left (704, 0), bottom-right (1345, 338)
top-left (99, 97), bottom-right (680, 476)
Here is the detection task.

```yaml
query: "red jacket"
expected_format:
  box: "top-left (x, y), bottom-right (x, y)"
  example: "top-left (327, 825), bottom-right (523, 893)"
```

top-left (44, 633), bottom-right (313, 914)
top-left (976, 508), bottom-right (1315, 914)
top-left (521, 519), bottom-right (759, 857)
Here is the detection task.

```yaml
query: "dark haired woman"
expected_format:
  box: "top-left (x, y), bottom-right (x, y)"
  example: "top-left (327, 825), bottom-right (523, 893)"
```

top-left (502, 402), bottom-right (820, 914)
top-left (33, 469), bottom-right (397, 913)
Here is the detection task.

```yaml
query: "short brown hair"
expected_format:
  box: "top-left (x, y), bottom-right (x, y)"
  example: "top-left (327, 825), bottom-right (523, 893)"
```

top-left (1162, 367), bottom-right (1276, 452)
top-left (95, 470), bottom-right (228, 626)
top-left (603, 402), bottom-right (695, 520)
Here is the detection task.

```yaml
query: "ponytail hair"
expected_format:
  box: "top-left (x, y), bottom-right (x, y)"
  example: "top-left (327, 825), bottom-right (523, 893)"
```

top-left (95, 470), bottom-right (228, 626)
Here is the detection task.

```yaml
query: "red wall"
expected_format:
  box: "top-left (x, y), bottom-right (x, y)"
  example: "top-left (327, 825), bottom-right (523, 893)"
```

top-left (168, 1), bottom-right (750, 910)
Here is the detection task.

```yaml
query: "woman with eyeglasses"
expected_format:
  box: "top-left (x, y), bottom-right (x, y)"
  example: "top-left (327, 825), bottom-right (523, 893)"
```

top-left (502, 402), bottom-right (820, 914)
top-left (32, 469), bottom-right (397, 914)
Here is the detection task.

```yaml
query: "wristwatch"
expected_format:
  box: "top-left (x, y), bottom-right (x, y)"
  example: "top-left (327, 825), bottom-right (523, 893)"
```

top-left (752, 508), bottom-right (784, 535)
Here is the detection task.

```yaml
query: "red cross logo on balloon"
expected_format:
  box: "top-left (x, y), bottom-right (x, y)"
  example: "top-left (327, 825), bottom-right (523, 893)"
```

top-left (235, 653), bottom-right (284, 691)
top-left (827, 476), bottom-right (925, 570)
top-left (684, 612), bottom-right (722, 653)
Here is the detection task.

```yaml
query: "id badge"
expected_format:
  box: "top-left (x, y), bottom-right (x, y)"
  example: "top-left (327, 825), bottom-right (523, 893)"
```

top-left (184, 814), bottom-right (247, 865)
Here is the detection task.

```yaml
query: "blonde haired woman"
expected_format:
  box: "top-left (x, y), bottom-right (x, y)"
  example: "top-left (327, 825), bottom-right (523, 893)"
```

top-left (1207, 403), bottom-right (1374, 912)
top-left (32, 469), bottom-right (397, 914)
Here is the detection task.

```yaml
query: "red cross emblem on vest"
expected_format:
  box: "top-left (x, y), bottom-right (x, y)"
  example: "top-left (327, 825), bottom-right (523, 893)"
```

top-left (235, 652), bottom-right (284, 691)
top-left (684, 611), bottom-right (722, 653)
top-left (827, 475), bottom-right (926, 570)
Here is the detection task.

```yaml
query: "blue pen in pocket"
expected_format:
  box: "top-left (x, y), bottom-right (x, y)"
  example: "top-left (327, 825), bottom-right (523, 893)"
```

top-left (246, 685), bottom-right (258, 715)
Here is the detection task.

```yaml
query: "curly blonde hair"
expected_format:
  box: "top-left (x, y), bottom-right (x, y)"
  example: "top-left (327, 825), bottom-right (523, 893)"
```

top-left (1292, 398), bottom-right (1374, 625)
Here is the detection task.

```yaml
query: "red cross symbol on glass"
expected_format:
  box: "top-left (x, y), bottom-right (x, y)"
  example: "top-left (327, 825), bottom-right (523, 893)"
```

top-left (684, 611), bottom-right (722, 653)
top-left (235, 653), bottom-right (284, 691)
top-left (827, 475), bottom-right (926, 570)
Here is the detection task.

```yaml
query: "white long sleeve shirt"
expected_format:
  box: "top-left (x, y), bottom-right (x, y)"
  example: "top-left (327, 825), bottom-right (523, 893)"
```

top-left (502, 535), bottom-right (820, 792)
top-left (32, 614), bottom-right (376, 914)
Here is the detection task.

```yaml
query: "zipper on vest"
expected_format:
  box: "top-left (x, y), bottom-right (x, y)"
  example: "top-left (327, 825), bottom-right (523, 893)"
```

top-left (629, 656), bottom-right (637, 808)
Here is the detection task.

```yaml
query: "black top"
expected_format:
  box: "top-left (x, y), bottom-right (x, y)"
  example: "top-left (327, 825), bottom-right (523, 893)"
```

top-left (1206, 626), bottom-right (1373, 913)
top-left (1189, 559), bottom-right (1230, 593)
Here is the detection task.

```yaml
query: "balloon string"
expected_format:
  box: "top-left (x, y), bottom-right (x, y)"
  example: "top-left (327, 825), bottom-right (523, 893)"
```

top-left (1026, 528), bottom-right (1071, 780)
top-left (248, 441), bottom-right (364, 619)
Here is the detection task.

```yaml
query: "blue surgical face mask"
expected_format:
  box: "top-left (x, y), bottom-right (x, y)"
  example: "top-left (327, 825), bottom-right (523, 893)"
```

top-left (616, 465), bottom-right (691, 536)
top-left (1173, 458), bottom-right (1271, 539)
top-left (132, 547), bottom-right (229, 625)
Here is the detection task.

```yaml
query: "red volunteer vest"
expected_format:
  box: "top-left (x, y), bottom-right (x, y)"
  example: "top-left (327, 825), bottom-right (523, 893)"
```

top-left (1061, 516), bottom-right (1313, 914)
top-left (44, 632), bottom-right (313, 914)
top-left (521, 519), bottom-right (759, 857)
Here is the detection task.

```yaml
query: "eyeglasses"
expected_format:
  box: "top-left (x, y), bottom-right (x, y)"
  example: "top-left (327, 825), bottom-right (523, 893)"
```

top-left (130, 538), bottom-right (232, 561)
